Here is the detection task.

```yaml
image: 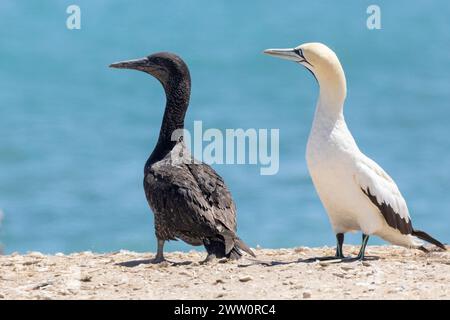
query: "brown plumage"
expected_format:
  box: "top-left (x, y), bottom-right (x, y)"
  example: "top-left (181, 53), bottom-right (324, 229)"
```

top-left (110, 52), bottom-right (254, 262)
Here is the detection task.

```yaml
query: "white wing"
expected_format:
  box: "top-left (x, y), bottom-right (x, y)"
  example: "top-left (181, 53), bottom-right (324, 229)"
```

top-left (354, 155), bottom-right (412, 234)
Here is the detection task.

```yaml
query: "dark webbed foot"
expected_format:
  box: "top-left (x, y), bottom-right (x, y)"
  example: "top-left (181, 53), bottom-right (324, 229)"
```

top-left (151, 254), bottom-right (166, 264)
top-left (340, 255), bottom-right (365, 263)
top-left (201, 253), bottom-right (217, 264)
top-left (302, 233), bottom-right (345, 262)
top-left (151, 239), bottom-right (167, 264)
top-left (304, 255), bottom-right (345, 263)
top-left (307, 234), bottom-right (378, 264)
top-left (326, 234), bottom-right (375, 263)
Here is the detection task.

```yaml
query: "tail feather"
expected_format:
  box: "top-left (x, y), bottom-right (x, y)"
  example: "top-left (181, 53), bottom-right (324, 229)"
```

top-left (227, 246), bottom-right (243, 260)
top-left (412, 229), bottom-right (446, 251)
top-left (203, 236), bottom-right (255, 259)
top-left (234, 237), bottom-right (256, 258)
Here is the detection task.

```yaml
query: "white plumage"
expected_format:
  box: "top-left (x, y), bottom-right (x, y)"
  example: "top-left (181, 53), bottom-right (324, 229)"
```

top-left (264, 43), bottom-right (445, 259)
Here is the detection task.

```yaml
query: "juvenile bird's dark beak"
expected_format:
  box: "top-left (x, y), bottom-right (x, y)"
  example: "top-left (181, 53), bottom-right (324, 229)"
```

top-left (109, 57), bottom-right (149, 70)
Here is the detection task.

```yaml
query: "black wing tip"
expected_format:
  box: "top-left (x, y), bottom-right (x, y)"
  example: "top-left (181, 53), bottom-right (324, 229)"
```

top-left (361, 187), bottom-right (413, 235)
top-left (412, 229), bottom-right (447, 251)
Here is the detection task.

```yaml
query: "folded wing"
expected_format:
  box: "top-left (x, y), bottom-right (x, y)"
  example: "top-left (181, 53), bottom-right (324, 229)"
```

top-left (354, 156), bottom-right (412, 234)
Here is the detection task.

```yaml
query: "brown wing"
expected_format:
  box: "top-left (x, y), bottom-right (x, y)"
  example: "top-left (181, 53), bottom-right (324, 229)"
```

top-left (144, 158), bottom-right (237, 241)
top-left (185, 162), bottom-right (237, 232)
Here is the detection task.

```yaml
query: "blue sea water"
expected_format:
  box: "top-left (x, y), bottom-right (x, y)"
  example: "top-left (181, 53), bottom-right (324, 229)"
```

top-left (0, 1), bottom-right (449, 254)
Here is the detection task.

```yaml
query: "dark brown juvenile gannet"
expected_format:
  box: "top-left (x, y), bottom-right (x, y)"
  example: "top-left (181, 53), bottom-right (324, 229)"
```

top-left (110, 52), bottom-right (255, 263)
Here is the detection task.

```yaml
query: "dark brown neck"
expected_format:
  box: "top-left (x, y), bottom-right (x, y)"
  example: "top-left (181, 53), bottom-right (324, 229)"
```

top-left (146, 74), bottom-right (191, 167)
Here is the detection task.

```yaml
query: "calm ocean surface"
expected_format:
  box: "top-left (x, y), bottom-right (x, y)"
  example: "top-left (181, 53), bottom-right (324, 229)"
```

top-left (0, 1), bottom-right (449, 254)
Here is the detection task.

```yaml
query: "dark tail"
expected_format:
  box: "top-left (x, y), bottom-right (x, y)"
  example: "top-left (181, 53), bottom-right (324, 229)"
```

top-left (204, 236), bottom-right (256, 260)
top-left (412, 229), bottom-right (446, 251)
top-left (234, 237), bottom-right (256, 258)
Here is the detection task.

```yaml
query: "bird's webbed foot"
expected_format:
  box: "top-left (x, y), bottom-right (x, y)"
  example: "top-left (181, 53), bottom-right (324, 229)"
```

top-left (151, 254), bottom-right (166, 264)
top-left (339, 255), bottom-right (366, 263)
top-left (200, 253), bottom-right (217, 264)
top-left (329, 234), bottom-right (377, 263)
top-left (305, 255), bottom-right (345, 263)
top-left (151, 239), bottom-right (167, 264)
top-left (339, 255), bottom-right (379, 263)
top-left (305, 233), bottom-right (346, 262)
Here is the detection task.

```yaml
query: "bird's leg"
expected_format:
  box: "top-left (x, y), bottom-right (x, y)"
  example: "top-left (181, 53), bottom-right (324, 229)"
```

top-left (340, 234), bottom-right (370, 263)
top-left (306, 233), bottom-right (345, 262)
top-left (152, 239), bottom-right (166, 263)
top-left (335, 233), bottom-right (345, 258)
top-left (356, 234), bottom-right (370, 260)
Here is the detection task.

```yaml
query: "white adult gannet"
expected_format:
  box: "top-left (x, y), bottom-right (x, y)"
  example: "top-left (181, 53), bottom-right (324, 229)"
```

top-left (264, 43), bottom-right (446, 261)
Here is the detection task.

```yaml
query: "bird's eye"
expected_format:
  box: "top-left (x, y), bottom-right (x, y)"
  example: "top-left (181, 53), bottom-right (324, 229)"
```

top-left (294, 49), bottom-right (303, 57)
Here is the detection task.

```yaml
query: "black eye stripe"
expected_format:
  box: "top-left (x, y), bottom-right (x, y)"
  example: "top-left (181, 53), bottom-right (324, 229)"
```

top-left (293, 48), bottom-right (314, 68)
top-left (294, 48), bottom-right (304, 58)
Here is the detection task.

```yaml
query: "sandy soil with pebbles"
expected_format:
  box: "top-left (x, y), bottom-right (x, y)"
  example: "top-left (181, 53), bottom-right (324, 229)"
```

top-left (0, 245), bottom-right (449, 300)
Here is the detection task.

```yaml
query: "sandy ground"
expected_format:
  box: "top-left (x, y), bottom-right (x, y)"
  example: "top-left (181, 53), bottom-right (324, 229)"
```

top-left (0, 245), bottom-right (449, 300)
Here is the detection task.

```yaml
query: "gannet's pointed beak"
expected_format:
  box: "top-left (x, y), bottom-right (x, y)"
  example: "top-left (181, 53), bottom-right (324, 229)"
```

top-left (263, 48), bottom-right (298, 61)
top-left (109, 57), bottom-right (149, 70)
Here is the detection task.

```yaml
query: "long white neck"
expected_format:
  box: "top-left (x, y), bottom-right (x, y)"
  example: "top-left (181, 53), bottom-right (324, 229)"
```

top-left (307, 63), bottom-right (361, 158)
top-left (312, 63), bottom-right (347, 129)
